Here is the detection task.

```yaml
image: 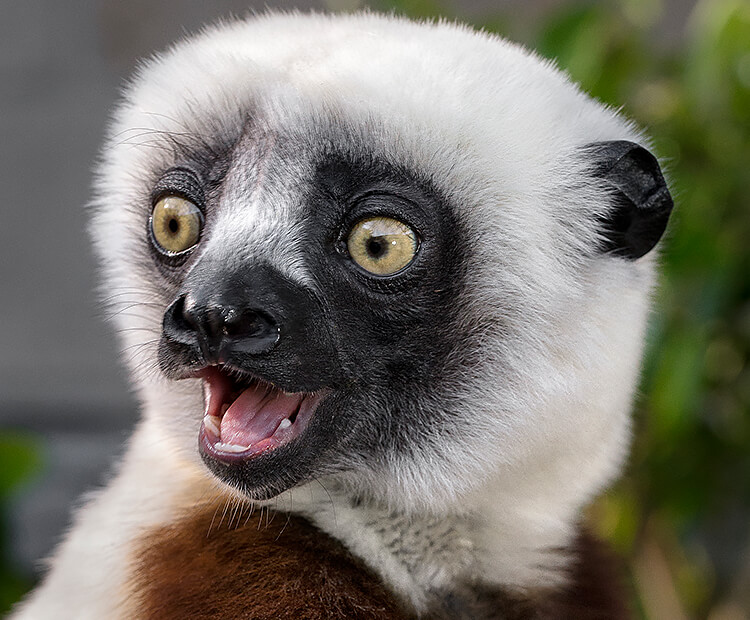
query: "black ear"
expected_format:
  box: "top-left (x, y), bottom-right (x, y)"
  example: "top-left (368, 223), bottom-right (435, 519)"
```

top-left (587, 140), bottom-right (673, 259)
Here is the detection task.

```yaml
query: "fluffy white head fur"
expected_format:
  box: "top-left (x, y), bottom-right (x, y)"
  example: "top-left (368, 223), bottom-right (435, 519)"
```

top-left (90, 12), bottom-right (656, 600)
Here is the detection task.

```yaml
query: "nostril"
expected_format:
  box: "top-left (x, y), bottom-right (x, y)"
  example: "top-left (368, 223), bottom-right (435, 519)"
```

top-left (161, 295), bottom-right (206, 351)
top-left (232, 310), bottom-right (280, 354)
top-left (221, 309), bottom-right (280, 353)
top-left (167, 295), bottom-right (194, 331)
top-left (223, 309), bottom-right (270, 337)
top-left (175, 295), bottom-right (198, 331)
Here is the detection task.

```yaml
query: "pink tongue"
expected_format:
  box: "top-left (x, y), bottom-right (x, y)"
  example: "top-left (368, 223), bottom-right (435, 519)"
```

top-left (220, 385), bottom-right (303, 447)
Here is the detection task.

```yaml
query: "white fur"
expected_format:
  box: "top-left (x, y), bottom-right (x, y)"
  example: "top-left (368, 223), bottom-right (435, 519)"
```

top-left (13, 13), bottom-right (658, 618)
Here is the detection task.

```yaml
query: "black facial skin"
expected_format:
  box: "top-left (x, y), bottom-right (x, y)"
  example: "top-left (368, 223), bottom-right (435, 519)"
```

top-left (156, 143), bottom-right (469, 500)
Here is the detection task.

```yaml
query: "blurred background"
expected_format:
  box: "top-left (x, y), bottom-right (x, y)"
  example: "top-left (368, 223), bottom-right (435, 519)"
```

top-left (0, 0), bottom-right (748, 617)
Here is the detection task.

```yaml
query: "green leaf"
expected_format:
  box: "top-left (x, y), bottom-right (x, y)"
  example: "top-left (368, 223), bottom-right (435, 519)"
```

top-left (0, 433), bottom-right (41, 497)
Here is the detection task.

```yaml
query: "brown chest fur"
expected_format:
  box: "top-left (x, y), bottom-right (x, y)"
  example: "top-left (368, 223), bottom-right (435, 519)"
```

top-left (126, 506), bottom-right (629, 619)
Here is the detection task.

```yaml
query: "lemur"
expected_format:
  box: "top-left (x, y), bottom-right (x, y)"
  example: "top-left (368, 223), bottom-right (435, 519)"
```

top-left (12, 12), bottom-right (672, 619)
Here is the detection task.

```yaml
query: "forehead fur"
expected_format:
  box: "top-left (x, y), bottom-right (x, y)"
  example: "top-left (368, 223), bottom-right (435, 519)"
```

top-left (101, 12), bottom-right (639, 200)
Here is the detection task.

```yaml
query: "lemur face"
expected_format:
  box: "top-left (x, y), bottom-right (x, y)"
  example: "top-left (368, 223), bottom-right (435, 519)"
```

top-left (93, 15), bottom-right (671, 512)
top-left (153, 139), bottom-right (469, 500)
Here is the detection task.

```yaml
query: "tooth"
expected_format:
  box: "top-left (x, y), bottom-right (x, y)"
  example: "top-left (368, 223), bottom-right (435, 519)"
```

top-left (216, 442), bottom-right (250, 453)
top-left (278, 418), bottom-right (292, 430)
top-left (203, 415), bottom-right (221, 436)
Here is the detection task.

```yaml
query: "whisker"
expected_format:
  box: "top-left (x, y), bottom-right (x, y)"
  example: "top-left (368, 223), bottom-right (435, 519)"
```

top-left (247, 502), bottom-right (257, 527)
top-left (314, 478), bottom-right (338, 527)
top-left (216, 498), bottom-right (231, 530)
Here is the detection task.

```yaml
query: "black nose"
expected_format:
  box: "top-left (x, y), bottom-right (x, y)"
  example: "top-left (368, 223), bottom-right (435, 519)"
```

top-left (159, 261), bottom-right (342, 387)
top-left (164, 294), bottom-right (280, 360)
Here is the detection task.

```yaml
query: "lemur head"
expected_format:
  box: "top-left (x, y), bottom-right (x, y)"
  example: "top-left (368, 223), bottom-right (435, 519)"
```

top-left (93, 14), bottom-right (672, 515)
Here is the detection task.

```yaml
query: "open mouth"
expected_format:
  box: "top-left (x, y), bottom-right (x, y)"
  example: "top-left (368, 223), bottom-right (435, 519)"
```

top-left (198, 366), bottom-right (325, 464)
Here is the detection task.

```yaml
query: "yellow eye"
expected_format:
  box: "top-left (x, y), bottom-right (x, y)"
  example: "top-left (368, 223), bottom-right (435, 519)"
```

top-left (347, 216), bottom-right (418, 276)
top-left (150, 196), bottom-right (202, 255)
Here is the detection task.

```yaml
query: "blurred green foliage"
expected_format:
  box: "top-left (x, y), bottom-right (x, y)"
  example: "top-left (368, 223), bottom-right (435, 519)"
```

top-left (0, 433), bottom-right (41, 615)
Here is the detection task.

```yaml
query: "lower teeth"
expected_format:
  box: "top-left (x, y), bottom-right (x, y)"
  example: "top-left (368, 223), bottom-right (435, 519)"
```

top-left (215, 442), bottom-right (250, 453)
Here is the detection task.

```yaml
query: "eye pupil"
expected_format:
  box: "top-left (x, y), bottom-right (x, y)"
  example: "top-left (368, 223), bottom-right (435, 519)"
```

top-left (168, 218), bottom-right (179, 234)
top-left (367, 238), bottom-right (384, 258)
